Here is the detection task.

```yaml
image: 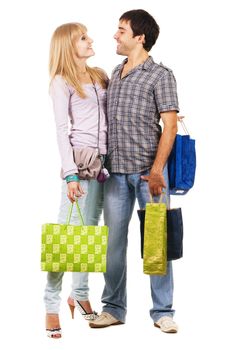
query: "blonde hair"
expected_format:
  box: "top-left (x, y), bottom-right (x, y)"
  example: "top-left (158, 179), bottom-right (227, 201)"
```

top-left (49, 22), bottom-right (107, 98)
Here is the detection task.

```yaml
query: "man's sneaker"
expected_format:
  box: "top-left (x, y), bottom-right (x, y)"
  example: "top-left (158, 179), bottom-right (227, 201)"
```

top-left (89, 312), bottom-right (123, 328)
top-left (154, 316), bottom-right (178, 333)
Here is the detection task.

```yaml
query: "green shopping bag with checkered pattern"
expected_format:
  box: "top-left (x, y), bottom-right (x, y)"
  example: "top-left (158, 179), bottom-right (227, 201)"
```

top-left (41, 201), bottom-right (108, 272)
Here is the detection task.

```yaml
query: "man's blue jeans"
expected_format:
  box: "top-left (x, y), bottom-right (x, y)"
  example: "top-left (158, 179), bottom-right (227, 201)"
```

top-left (102, 166), bottom-right (175, 323)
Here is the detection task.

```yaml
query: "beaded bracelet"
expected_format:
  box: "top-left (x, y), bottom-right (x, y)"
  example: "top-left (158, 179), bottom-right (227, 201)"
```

top-left (65, 174), bottom-right (80, 183)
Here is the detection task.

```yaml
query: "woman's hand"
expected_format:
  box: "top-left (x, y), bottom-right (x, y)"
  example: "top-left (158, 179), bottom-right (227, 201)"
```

top-left (67, 181), bottom-right (85, 203)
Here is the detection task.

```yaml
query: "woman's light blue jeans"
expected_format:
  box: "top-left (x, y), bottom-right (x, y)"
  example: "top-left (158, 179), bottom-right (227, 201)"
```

top-left (44, 180), bottom-right (103, 313)
top-left (102, 166), bottom-right (174, 323)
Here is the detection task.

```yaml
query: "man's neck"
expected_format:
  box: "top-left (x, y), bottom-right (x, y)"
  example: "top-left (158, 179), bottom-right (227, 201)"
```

top-left (125, 50), bottom-right (149, 70)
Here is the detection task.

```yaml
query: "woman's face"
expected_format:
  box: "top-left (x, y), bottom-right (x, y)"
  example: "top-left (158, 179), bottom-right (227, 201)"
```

top-left (75, 31), bottom-right (94, 59)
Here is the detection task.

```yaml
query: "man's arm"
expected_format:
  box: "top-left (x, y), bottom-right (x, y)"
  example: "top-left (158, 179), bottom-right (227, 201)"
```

top-left (141, 110), bottom-right (177, 195)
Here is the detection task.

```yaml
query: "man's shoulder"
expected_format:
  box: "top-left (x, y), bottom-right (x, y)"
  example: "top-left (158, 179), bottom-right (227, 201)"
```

top-left (151, 61), bottom-right (174, 77)
top-left (111, 63), bottom-right (122, 76)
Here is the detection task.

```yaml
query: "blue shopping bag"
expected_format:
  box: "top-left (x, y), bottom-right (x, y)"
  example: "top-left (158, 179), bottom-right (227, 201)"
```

top-left (168, 120), bottom-right (196, 195)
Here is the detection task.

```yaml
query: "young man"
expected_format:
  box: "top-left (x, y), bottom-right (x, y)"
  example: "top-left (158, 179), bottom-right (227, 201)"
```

top-left (90, 9), bottom-right (179, 333)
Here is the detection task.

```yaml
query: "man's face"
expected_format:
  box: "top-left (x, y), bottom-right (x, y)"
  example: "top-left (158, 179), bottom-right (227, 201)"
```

top-left (113, 20), bottom-right (138, 56)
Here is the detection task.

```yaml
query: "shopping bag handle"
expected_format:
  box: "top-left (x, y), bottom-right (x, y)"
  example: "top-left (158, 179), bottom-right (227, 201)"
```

top-left (149, 192), bottom-right (170, 209)
top-left (178, 119), bottom-right (189, 135)
top-left (66, 200), bottom-right (85, 225)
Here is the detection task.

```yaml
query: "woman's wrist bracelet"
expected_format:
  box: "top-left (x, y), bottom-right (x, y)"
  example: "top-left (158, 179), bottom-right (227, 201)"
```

top-left (65, 174), bottom-right (80, 183)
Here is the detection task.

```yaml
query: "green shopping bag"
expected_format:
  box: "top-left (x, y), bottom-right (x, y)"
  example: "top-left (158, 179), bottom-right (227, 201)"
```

top-left (143, 199), bottom-right (167, 275)
top-left (41, 201), bottom-right (108, 272)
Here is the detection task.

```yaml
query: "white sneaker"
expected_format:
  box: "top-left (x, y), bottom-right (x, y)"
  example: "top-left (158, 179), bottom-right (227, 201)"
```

top-left (154, 316), bottom-right (178, 333)
top-left (89, 312), bottom-right (123, 328)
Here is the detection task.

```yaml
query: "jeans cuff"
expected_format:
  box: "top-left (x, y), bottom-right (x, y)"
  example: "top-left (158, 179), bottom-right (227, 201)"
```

top-left (102, 306), bottom-right (126, 323)
top-left (152, 311), bottom-right (175, 323)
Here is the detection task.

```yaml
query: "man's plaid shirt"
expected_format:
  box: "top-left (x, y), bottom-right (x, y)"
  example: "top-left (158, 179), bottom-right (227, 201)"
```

top-left (106, 56), bottom-right (179, 173)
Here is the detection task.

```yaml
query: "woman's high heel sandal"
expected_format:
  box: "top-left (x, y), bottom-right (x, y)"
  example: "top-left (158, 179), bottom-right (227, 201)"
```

top-left (46, 328), bottom-right (62, 338)
top-left (46, 314), bottom-right (62, 339)
top-left (67, 297), bottom-right (98, 321)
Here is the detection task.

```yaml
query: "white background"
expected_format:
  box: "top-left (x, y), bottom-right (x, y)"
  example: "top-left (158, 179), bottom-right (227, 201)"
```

top-left (0, 0), bottom-right (238, 348)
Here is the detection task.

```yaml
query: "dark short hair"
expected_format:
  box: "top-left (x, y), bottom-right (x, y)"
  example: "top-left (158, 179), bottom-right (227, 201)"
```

top-left (119, 9), bottom-right (160, 51)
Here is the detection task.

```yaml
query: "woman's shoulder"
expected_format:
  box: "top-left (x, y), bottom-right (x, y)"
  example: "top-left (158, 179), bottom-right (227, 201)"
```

top-left (51, 75), bottom-right (68, 87)
top-left (94, 67), bottom-right (109, 82)
top-left (50, 75), bottom-right (71, 95)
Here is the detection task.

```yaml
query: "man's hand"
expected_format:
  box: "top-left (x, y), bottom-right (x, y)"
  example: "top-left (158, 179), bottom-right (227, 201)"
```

top-left (141, 172), bottom-right (166, 196)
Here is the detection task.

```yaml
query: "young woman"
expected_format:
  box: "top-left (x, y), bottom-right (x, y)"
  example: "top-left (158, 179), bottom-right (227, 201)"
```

top-left (44, 22), bottom-right (108, 338)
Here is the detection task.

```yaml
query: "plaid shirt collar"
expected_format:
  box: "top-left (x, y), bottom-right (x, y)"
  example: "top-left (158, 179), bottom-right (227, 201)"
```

top-left (114, 56), bottom-right (155, 76)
